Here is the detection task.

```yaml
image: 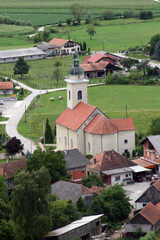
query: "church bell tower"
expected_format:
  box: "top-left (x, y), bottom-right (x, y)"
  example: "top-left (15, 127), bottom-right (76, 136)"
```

top-left (65, 53), bottom-right (89, 110)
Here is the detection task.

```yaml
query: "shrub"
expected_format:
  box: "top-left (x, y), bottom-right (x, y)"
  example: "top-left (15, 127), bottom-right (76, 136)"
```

top-left (102, 10), bottom-right (114, 20)
top-left (58, 20), bottom-right (62, 27)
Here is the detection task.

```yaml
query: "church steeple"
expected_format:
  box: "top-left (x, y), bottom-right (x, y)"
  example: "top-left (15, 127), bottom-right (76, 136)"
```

top-left (65, 53), bottom-right (89, 109)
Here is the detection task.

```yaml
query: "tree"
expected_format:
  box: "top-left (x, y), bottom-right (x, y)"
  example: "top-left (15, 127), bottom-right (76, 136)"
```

top-left (87, 185), bottom-right (132, 227)
top-left (70, 3), bottom-right (85, 24)
top-left (27, 149), bottom-right (69, 183)
top-left (82, 172), bottom-right (104, 188)
top-left (85, 14), bottom-right (92, 24)
top-left (14, 57), bottom-right (30, 79)
top-left (5, 137), bottom-right (23, 156)
top-left (0, 176), bottom-right (8, 202)
top-left (136, 60), bottom-right (149, 76)
top-left (51, 199), bottom-right (80, 230)
top-left (140, 231), bottom-right (155, 240)
top-left (45, 118), bottom-right (53, 144)
top-left (76, 197), bottom-right (85, 212)
top-left (121, 58), bottom-right (139, 71)
top-left (139, 11), bottom-right (153, 20)
top-left (52, 61), bottom-right (62, 87)
top-left (153, 40), bottom-right (160, 60)
top-left (102, 10), bottom-right (114, 20)
top-left (66, 18), bottom-right (72, 25)
top-left (149, 33), bottom-right (160, 55)
top-left (83, 42), bottom-right (87, 51)
top-left (12, 167), bottom-right (52, 240)
top-left (149, 116), bottom-right (160, 135)
top-left (86, 26), bottom-right (96, 40)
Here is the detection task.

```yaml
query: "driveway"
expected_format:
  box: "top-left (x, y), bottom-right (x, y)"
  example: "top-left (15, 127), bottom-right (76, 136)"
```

top-left (0, 99), bottom-right (21, 118)
top-left (123, 181), bottom-right (150, 206)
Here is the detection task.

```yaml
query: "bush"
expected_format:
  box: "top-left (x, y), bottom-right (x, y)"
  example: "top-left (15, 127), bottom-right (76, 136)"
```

top-left (123, 10), bottom-right (137, 19)
top-left (102, 10), bottom-right (114, 20)
top-left (50, 28), bottom-right (59, 34)
top-left (86, 154), bottom-right (93, 159)
top-left (58, 20), bottom-right (62, 27)
top-left (85, 14), bottom-right (92, 24)
top-left (139, 11), bottom-right (153, 20)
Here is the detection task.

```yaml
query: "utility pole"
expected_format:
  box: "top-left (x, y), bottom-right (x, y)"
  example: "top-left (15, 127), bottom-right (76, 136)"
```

top-left (126, 105), bottom-right (128, 118)
top-left (40, 87), bottom-right (42, 105)
top-left (43, 120), bottom-right (45, 146)
top-left (35, 96), bottom-right (37, 117)
top-left (25, 105), bottom-right (26, 123)
top-left (29, 111), bottom-right (31, 133)
top-left (102, 39), bottom-right (104, 51)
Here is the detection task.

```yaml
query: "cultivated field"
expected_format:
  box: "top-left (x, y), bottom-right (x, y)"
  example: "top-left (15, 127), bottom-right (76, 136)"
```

top-left (0, 24), bottom-right (34, 36)
top-left (0, 37), bottom-right (33, 50)
top-left (18, 85), bottom-right (160, 143)
top-left (0, 0), bottom-right (159, 26)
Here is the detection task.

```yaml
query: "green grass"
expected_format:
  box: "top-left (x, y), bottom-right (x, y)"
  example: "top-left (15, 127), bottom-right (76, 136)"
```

top-left (0, 117), bottom-right (9, 122)
top-left (127, 53), bottom-right (149, 59)
top-left (0, 24), bottom-right (34, 36)
top-left (0, 37), bottom-right (33, 50)
top-left (0, 125), bottom-right (6, 134)
top-left (18, 85), bottom-right (160, 144)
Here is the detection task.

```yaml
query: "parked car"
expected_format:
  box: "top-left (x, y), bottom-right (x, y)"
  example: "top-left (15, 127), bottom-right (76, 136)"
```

top-left (151, 174), bottom-right (159, 180)
top-left (0, 100), bottom-right (4, 105)
top-left (123, 178), bottom-right (135, 184)
top-left (136, 176), bottom-right (143, 182)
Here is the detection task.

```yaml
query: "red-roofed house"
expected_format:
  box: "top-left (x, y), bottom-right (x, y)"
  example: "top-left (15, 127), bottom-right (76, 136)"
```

top-left (125, 202), bottom-right (160, 234)
top-left (83, 53), bottom-right (118, 65)
top-left (0, 81), bottom-right (14, 95)
top-left (48, 38), bottom-right (81, 55)
top-left (56, 54), bottom-right (135, 156)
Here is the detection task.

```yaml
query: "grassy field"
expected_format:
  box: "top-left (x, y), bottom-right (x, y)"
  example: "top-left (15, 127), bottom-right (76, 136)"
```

top-left (0, 56), bottom-right (104, 89)
top-left (0, 125), bottom-right (6, 135)
top-left (18, 85), bottom-right (160, 144)
top-left (0, 0), bottom-right (159, 26)
top-left (0, 37), bottom-right (33, 50)
top-left (0, 24), bottom-right (34, 36)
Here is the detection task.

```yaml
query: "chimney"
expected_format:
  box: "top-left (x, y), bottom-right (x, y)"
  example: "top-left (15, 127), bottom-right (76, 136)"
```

top-left (94, 158), bottom-right (96, 164)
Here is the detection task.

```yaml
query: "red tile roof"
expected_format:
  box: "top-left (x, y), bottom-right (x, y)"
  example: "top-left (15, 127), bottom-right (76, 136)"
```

top-left (85, 53), bottom-right (108, 63)
top-left (56, 102), bottom-right (96, 131)
top-left (84, 114), bottom-right (118, 134)
top-left (0, 158), bottom-right (26, 179)
top-left (0, 81), bottom-right (13, 90)
top-left (131, 158), bottom-right (156, 169)
top-left (110, 118), bottom-right (135, 131)
top-left (90, 185), bottom-right (104, 195)
top-left (81, 185), bottom-right (94, 195)
top-left (80, 61), bottom-right (108, 72)
top-left (48, 38), bottom-right (69, 47)
top-left (140, 202), bottom-right (160, 225)
top-left (88, 150), bottom-right (136, 171)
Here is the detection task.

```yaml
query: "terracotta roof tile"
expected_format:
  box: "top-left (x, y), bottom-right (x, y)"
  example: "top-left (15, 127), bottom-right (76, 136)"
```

top-left (110, 118), bottom-right (135, 131)
top-left (48, 38), bottom-right (69, 47)
top-left (0, 158), bottom-right (26, 179)
top-left (140, 202), bottom-right (160, 225)
top-left (87, 150), bottom-right (136, 171)
top-left (0, 81), bottom-right (13, 90)
top-left (56, 102), bottom-right (96, 131)
top-left (90, 185), bottom-right (104, 195)
top-left (131, 158), bottom-right (156, 169)
top-left (84, 114), bottom-right (118, 134)
top-left (85, 53), bottom-right (108, 63)
top-left (81, 185), bottom-right (94, 195)
top-left (80, 61), bottom-right (108, 72)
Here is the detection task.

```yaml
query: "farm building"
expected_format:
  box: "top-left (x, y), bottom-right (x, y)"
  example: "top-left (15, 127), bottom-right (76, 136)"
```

top-left (0, 81), bottom-right (14, 95)
top-left (48, 38), bottom-right (81, 55)
top-left (56, 53), bottom-right (135, 156)
top-left (36, 44), bottom-right (58, 56)
top-left (125, 202), bottom-right (160, 234)
top-left (87, 150), bottom-right (136, 185)
top-left (63, 149), bottom-right (91, 182)
top-left (51, 180), bottom-right (97, 206)
top-left (139, 135), bottom-right (160, 174)
top-left (45, 214), bottom-right (103, 240)
top-left (80, 61), bottom-right (122, 78)
top-left (0, 47), bottom-right (46, 63)
top-left (135, 179), bottom-right (160, 210)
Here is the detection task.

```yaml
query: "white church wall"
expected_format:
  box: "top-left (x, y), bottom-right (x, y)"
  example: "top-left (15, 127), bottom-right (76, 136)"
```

top-left (92, 134), bottom-right (102, 156)
top-left (85, 132), bottom-right (93, 155)
top-left (56, 124), bottom-right (68, 150)
top-left (102, 133), bottom-right (118, 153)
top-left (117, 130), bottom-right (135, 155)
top-left (68, 129), bottom-right (78, 149)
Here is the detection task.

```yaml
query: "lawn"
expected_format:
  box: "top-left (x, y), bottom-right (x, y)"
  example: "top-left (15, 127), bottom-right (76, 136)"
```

top-left (0, 0), bottom-right (158, 26)
top-left (18, 85), bottom-right (160, 144)
top-left (0, 37), bottom-right (33, 50)
top-left (0, 125), bottom-right (6, 135)
top-left (0, 24), bottom-right (34, 36)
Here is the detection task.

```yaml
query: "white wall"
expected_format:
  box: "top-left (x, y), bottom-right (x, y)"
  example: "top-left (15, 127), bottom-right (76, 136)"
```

top-left (0, 54), bottom-right (45, 63)
top-left (117, 130), bottom-right (135, 155)
top-left (111, 171), bottom-right (133, 185)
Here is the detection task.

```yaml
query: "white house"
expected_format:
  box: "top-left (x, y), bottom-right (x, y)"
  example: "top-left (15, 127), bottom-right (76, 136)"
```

top-left (56, 53), bottom-right (135, 156)
top-left (48, 38), bottom-right (81, 55)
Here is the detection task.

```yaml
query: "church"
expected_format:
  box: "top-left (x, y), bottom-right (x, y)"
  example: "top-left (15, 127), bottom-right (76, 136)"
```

top-left (56, 54), bottom-right (135, 156)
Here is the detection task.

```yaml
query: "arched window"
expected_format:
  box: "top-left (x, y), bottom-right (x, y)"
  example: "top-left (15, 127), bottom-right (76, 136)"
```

top-left (77, 90), bottom-right (82, 100)
top-left (70, 139), bottom-right (73, 148)
top-left (88, 142), bottom-right (90, 152)
top-left (64, 136), bottom-right (67, 146)
top-left (69, 90), bottom-right (71, 100)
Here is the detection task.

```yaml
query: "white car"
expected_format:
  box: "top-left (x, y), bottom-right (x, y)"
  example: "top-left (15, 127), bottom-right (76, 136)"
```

top-left (0, 100), bottom-right (4, 105)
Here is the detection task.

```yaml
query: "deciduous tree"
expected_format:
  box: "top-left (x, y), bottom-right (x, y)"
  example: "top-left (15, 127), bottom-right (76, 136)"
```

top-left (82, 172), bottom-right (104, 188)
top-left (14, 57), bottom-right (30, 79)
top-left (86, 26), bottom-right (96, 40)
top-left (70, 3), bottom-right (84, 24)
top-left (5, 137), bottom-right (23, 156)
top-left (121, 58), bottom-right (139, 71)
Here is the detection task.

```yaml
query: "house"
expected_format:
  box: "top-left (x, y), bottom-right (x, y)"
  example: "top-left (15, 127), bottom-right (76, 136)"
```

top-left (87, 150), bottom-right (136, 185)
top-left (135, 179), bottom-right (160, 210)
top-left (0, 47), bottom-right (46, 63)
top-left (56, 53), bottom-right (135, 156)
top-left (80, 61), bottom-right (122, 79)
top-left (63, 149), bottom-right (91, 182)
top-left (125, 202), bottom-right (160, 234)
top-left (51, 180), bottom-right (97, 206)
top-left (48, 38), bottom-right (81, 55)
top-left (83, 52), bottom-right (118, 65)
top-left (45, 214), bottom-right (104, 240)
top-left (0, 158), bottom-right (26, 192)
top-left (0, 81), bottom-right (14, 95)
top-left (139, 135), bottom-right (160, 174)
top-left (131, 158), bottom-right (156, 178)
top-left (36, 44), bottom-right (58, 56)
top-left (90, 185), bottom-right (104, 195)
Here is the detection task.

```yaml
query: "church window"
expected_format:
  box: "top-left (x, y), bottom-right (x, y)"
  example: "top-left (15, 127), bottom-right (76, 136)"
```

top-left (64, 136), bottom-right (67, 146)
top-left (78, 90), bottom-right (82, 100)
top-left (88, 142), bottom-right (91, 152)
top-left (70, 139), bottom-right (73, 148)
top-left (69, 90), bottom-right (71, 100)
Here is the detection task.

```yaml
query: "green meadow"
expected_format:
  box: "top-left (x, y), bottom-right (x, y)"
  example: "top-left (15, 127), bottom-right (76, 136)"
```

top-left (0, 24), bottom-right (34, 36)
top-left (18, 85), bottom-right (160, 144)
top-left (0, 37), bottom-right (33, 50)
